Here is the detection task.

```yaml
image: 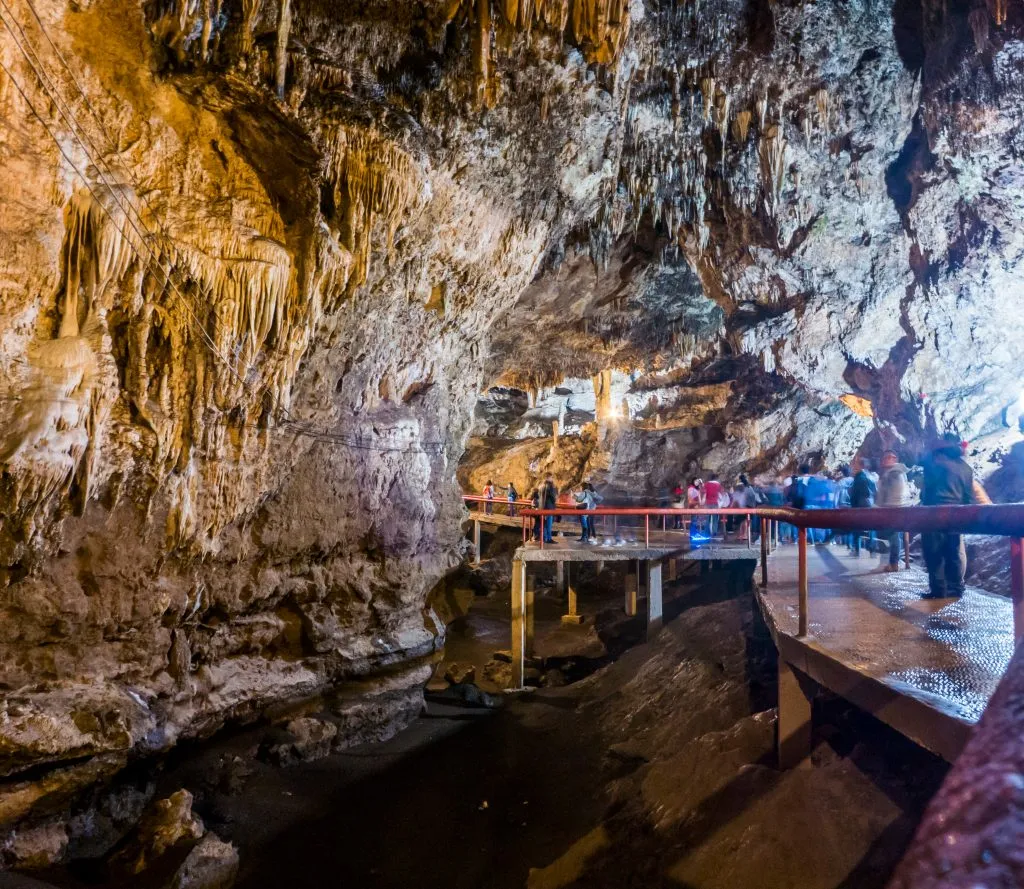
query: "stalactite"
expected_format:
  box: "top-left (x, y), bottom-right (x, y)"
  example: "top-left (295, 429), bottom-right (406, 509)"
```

top-left (714, 90), bottom-right (731, 146)
top-left (814, 88), bottom-right (830, 145)
top-left (990, 0), bottom-right (1007, 25)
top-left (239, 0), bottom-right (258, 56)
top-left (731, 110), bottom-right (752, 144)
top-left (275, 0), bottom-right (292, 100)
top-left (326, 128), bottom-right (422, 293)
top-left (701, 77), bottom-right (715, 123)
top-left (759, 125), bottom-right (787, 211)
top-left (969, 8), bottom-right (990, 50)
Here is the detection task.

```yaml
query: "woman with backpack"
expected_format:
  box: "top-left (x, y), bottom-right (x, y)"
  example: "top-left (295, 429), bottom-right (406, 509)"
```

top-left (506, 481), bottom-right (519, 517)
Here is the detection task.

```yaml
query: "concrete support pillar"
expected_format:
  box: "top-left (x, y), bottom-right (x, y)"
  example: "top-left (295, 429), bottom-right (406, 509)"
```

top-left (624, 571), bottom-right (638, 617)
top-left (666, 558), bottom-right (677, 582)
top-left (760, 521), bottom-right (769, 587)
top-left (556, 560), bottom-right (565, 596)
top-left (562, 563), bottom-right (583, 625)
top-left (472, 519), bottom-right (481, 565)
top-left (777, 656), bottom-right (814, 768)
top-left (511, 559), bottom-right (526, 689)
top-left (525, 573), bottom-right (536, 657)
top-left (646, 559), bottom-right (663, 638)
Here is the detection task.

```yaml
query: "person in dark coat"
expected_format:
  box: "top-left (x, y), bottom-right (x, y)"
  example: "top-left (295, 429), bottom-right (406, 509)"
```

top-left (541, 475), bottom-right (558, 543)
top-left (849, 458), bottom-right (877, 555)
top-left (920, 433), bottom-right (975, 598)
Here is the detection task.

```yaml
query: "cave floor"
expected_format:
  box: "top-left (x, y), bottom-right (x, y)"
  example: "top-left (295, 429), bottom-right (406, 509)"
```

top-left (211, 566), bottom-right (945, 889)
top-left (45, 563), bottom-right (950, 889)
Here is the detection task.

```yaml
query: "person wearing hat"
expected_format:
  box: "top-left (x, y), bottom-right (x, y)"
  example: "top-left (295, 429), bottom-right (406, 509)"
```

top-left (919, 432), bottom-right (976, 598)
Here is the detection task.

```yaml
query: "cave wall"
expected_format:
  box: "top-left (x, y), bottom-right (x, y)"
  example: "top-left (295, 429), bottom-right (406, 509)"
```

top-left (0, 0), bottom-right (636, 856)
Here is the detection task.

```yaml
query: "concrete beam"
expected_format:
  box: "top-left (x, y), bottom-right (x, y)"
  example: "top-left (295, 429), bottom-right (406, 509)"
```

top-left (778, 655), bottom-right (814, 769)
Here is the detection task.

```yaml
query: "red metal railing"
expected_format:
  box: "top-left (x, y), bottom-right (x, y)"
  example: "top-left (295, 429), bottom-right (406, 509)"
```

top-left (515, 504), bottom-right (1024, 642)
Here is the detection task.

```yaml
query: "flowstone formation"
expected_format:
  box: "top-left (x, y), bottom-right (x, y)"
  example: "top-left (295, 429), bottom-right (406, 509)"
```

top-left (0, 0), bottom-right (1021, 870)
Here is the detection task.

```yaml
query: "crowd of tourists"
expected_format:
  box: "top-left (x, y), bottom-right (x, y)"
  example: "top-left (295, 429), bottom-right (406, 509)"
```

top-left (485, 431), bottom-right (991, 601)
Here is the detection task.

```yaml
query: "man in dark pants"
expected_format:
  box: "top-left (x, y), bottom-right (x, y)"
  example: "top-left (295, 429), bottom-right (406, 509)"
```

top-left (849, 458), bottom-right (876, 555)
top-left (541, 475), bottom-right (558, 543)
top-left (920, 433), bottom-right (974, 599)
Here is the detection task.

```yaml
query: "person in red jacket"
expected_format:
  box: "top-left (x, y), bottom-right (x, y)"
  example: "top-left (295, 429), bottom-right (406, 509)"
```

top-left (703, 474), bottom-right (724, 538)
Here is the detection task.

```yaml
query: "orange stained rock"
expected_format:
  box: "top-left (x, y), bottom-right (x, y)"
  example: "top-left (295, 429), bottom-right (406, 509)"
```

top-left (840, 393), bottom-right (874, 418)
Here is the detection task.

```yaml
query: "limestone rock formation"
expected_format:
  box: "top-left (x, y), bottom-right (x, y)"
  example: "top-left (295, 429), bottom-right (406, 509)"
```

top-left (0, 0), bottom-right (1021, 860)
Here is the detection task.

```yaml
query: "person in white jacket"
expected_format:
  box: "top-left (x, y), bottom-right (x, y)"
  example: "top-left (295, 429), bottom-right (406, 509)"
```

top-left (877, 450), bottom-right (910, 571)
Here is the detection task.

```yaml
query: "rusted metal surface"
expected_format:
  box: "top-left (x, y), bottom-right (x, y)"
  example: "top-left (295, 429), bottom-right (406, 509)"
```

top-left (888, 643), bottom-right (1024, 889)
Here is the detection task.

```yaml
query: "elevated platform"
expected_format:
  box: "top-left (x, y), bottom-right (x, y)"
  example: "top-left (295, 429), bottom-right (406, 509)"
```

top-left (515, 533), bottom-right (759, 563)
top-left (756, 545), bottom-right (1014, 762)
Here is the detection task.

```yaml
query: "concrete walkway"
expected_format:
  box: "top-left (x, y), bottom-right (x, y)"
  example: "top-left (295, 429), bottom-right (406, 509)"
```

top-left (757, 543), bottom-right (1014, 761)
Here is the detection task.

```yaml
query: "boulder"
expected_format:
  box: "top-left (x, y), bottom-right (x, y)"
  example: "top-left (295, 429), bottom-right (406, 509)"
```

top-left (261, 718), bottom-right (337, 766)
top-left (2, 822), bottom-right (68, 869)
top-left (444, 663), bottom-right (476, 685)
top-left (110, 790), bottom-right (204, 876)
top-left (168, 833), bottom-right (239, 889)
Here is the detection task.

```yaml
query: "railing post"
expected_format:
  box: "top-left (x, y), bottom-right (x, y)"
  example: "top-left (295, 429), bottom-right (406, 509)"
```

top-left (511, 559), bottom-right (525, 689)
top-left (1011, 537), bottom-right (1024, 645)
top-left (798, 527), bottom-right (809, 637)
top-left (645, 514), bottom-right (649, 548)
top-left (760, 518), bottom-right (769, 587)
top-left (746, 513), bottom-right (752, 548)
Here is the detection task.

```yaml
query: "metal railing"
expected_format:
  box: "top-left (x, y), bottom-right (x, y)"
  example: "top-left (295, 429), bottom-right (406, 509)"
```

top-left (514, 504), bottom-right (1024, 642)
top-left (462, 493), bottom-right (534, 517)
